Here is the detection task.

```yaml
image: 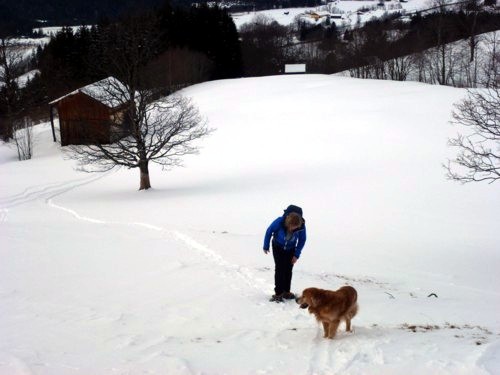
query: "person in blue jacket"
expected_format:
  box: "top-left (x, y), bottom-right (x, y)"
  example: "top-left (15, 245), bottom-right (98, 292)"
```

top-left (263, 204), bottom-right (307, 302)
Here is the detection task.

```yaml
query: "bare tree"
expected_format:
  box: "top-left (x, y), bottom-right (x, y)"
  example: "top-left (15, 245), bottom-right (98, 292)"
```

top-left (67, 79), bottom-right (211, 190)
top-left (461, 0), bottom-right (480, 63)
top-left (482, 31), bottom-right (499, 88)
top-left (11, 116), bottom-right (34, 160)
top-left (429, 0), bottom-right (452, 85)
top-left (386, 55), bottom-right (414, 81)
top-left (445, 82), bottom-right (500, 183)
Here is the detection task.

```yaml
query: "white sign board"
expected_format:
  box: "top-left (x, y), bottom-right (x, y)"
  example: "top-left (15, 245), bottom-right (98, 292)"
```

top-left (284, 64), bottom-right (306, 73)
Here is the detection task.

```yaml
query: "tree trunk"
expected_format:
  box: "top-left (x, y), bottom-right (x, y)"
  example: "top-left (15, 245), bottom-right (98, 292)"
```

top-left (139, 160), bottom-right (151, 190)
top-left (469, 12), bottom-right (478, 63)
top-left (441, 45), bottom-right (446, 85)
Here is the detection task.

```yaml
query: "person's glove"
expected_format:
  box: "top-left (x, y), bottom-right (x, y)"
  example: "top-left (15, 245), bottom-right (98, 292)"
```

top-left (263, 249), bottom-right (269, 254)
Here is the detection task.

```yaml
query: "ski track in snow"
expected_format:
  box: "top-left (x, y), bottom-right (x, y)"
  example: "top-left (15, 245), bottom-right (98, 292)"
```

top-left (0, 208), bottom-right (7, 223)
top-left (0, 172), bottom-right (112, 209)
top-left (172, 230), bottom-right (272, 296)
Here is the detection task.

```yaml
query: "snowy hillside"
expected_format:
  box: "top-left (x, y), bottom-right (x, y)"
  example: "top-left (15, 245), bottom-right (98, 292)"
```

top-left (231, 0), bottom-right (431, 29)
top-left (0, 37), bottom-right (48, 87)
top-left (1, 75), bottom-right (499, 374)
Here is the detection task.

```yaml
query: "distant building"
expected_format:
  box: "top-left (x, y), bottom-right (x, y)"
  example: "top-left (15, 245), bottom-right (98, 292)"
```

top-left (49, 77), bottom-right (131, 146)
top-left (307, 11), bottom-right (331, 21)
top-left (284, 64), bottom-right (307, 74)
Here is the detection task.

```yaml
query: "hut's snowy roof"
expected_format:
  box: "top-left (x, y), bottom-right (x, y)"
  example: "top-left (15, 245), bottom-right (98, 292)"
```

top-left (49, 77), bottom-right (128, 108)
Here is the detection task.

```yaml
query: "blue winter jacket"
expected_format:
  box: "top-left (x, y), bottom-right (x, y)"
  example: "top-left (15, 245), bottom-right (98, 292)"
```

top-left (263, 216), bottom-right (307, 258)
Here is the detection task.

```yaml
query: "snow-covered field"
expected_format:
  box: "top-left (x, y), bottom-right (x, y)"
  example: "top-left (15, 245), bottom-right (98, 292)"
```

top-left (231, 0), bottom-right (430, 28)
top-left (33, 26), bottom-right (91, 37)
top-left (1, 75), bottom-right (499, 374)
top-left (5, 38), bottom-right (50, 60)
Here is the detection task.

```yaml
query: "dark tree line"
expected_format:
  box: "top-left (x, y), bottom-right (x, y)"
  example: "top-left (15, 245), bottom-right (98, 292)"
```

top-left (240, 16), bottom-right (293, 76)
top-left (315, 9), bottom-right (500, 74)
top-left (388, 10), bottom-right (500, 60)
top-left (33, 2), bottom-right (242, 91)
top-left (159, 3), bottom-right (243, 79)
top-left (0, 0), bottom-right (167, 35)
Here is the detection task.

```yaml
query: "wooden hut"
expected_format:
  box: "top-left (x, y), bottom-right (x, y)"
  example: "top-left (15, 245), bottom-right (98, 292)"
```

top-left (49, 77), bottom-right (130, 146)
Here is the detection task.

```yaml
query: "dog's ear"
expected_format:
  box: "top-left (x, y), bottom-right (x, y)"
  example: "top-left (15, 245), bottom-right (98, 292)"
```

top-left (309, 289), bottom-right (325, 308)
top-left (310, 296), bottom-right (319, 307)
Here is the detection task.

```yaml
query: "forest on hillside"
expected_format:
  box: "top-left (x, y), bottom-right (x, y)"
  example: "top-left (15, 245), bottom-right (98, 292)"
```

top-left (0, 0), bottom-right (166, 34)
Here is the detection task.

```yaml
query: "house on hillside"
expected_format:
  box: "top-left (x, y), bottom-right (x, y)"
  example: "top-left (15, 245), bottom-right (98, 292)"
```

top-left (49, 77), bottom-right (131, 146)
top-left (306, 11), bottom-right (331, 21)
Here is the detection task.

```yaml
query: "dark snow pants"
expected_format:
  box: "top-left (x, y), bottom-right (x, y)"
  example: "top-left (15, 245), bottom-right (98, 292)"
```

top-left (272, 242), bottom-right (295, 295)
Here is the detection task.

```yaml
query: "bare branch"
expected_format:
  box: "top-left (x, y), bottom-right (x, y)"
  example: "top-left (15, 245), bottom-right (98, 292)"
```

top-left (446, 79), bottom-right (500, 184)
top-left (11, 117), bottom-right (34, 161)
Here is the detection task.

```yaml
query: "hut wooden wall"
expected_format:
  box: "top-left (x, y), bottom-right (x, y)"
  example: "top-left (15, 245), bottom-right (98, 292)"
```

top-left (57, 93), bottom-right (111, 146)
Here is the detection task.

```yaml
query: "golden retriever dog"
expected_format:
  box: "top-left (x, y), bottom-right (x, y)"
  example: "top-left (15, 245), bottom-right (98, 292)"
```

top-left (296, 286), bottom-right (358, 339)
